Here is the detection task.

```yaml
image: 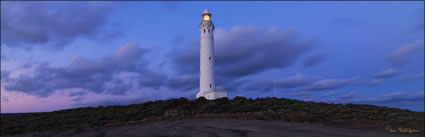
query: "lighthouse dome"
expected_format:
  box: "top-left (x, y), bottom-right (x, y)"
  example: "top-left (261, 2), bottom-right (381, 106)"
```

top-left (202, 9), bottom-right (210, 14)
top-left (202, 8), bottom-right (212, 17)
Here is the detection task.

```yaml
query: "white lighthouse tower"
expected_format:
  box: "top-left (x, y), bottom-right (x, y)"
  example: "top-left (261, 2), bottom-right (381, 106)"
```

top-left (196, 9), bottom-right (227, 100)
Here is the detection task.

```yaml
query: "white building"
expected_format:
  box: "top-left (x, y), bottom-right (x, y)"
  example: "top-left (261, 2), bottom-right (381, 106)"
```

top-left (196, 9), bottom-right (227, 100)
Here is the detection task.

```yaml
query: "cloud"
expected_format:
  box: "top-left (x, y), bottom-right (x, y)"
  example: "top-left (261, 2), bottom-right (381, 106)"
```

top-left (337, 92), bottom-right (362, 102)
top-left (242, 80), bottom-right (274, 92)
top-left (375, 91), bottom-right (424, 103)
top-left (291, 91), bottom-right (312, 97)
top-left (329, 91), bottom-right (424, 111)
top-left (1, 54), bottom-right (6, 60)
top-left (71, 88), bottom-right (193, 107)
top-left (302, 77), bottom-right (359, 91)
top-left (74, 96), bottom-right (149, 107)
top-left (218, 79), bottom-right (247, 93)
top-left (244, 74), bottom-right (359, 94)
top-left (1, 71), bottom-right (11, 82)
top-left (2, 96), bottom-right (9, 102)
top-left (374, 68), bottom-right (400, 79)
top-left (368, 79), bottom-right (383, 87)
top-left (398, 72), bottom-right (425, 82)
top-left (1, 1), bottom-right (119, 49)
top-left (342, 91), bottom-right (424, 106)
top-left (2, 43), bottom-right (167, 97)
top-left (138, 71), bottom-right (168, 90)
top-left (415, 72), bottom-right (425, 79)
top-left (215, 26), bottom-right (318, 77)
top-left (278, 73), bottom-right (315, 88)
top-left (319, 91), bottom-right (339, 98)
top-left (172, 25), bottom-right (318, 77)
top-left (69, 91), bottom-right (87, 97)
top-left (103, 76), bottom-right (135, 95)
top-left (166, 74), bottom-right (199, 92)
top-left (388, 40), bottom-right (424, 66)
top-left (303, 54), bottom-right (326, 68)
top-left (243, 73), bottom-right (314, 92)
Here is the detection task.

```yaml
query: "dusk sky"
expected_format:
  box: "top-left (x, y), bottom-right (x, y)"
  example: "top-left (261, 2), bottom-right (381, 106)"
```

top-left (1, 1), bottom-right (424, 113)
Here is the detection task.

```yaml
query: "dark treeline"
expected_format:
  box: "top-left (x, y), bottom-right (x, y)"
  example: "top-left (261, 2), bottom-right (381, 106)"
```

top-left (1, 97), bottom-right (424, 136)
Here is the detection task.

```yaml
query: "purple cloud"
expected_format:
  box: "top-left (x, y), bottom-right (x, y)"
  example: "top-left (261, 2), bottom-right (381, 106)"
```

top-left (166, 74), bottom-right (198, 92)
top-left (2, 43), bottom-right (162, 97)
top-left (1, 1), bottom-right (119, 49)
top-left (388, 40), bottom-right (424, 66)
top-left (1, 71), bottom-right (11, 82)
top-left (303, 54), bottom-right (326, 68)
top-left (2, 96), bottom-right (9, 102)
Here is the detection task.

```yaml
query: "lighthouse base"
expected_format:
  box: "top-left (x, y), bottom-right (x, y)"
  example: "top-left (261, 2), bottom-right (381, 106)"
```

top-left (196, 90), bottom-right (227, 100)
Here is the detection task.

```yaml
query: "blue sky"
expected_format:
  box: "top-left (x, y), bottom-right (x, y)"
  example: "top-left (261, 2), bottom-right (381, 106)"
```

top-left (1, 1), bottom-right (424, 113)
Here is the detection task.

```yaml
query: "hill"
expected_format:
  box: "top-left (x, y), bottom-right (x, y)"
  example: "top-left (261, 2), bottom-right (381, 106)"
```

top-left (1, 97), bottom-right (424, 136)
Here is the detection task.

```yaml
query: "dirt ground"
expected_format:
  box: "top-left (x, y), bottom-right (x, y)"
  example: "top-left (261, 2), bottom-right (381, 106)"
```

top-left (5, 118), bottom-right (423, 137)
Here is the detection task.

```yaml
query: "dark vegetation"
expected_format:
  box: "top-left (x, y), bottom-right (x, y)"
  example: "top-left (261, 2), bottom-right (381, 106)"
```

top-left (1, 97), bottom-right (424, 136)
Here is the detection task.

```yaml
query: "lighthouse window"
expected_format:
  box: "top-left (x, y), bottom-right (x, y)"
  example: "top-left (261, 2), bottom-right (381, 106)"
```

top-left (210, 84), bottom-right (212, 88)
top-left (209, 57), bottom-right (211, 60)
top-left (204, 29), bottom-right (206, 33)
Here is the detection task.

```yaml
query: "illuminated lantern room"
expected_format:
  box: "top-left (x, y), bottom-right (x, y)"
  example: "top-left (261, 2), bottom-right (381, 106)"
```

top-left (202, 9), bottom-right (212, 21)
top-left (203, 14), bottom-right (210, 21)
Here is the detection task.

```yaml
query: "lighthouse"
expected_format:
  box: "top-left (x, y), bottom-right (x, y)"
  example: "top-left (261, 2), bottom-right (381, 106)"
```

top-left (196, 9), bottom-right (227, 100)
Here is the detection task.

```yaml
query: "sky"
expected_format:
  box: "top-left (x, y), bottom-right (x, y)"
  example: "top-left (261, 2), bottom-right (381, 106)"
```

top-left (1, 1), bottom-right (424, 113)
